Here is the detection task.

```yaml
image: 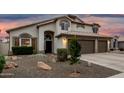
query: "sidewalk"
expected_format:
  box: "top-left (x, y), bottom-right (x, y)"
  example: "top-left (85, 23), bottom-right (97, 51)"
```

top-left (109, 73), bottom-right (124, 78)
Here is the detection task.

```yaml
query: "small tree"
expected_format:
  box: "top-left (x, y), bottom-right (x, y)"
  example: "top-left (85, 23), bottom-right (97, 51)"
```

top-left (69, 36), bottom-right (81, 73)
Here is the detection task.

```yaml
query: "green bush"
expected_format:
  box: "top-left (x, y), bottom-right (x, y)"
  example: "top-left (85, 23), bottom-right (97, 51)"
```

top-left (68, 37), bottom-right (81, 65)
top-left (110, 48), bottom-right (114, 51)
top-left (0, 54), bottom-right (6, 73)
top-left (12, 46), bottom-right (33, 55)
top-left (119, 48), bottom-right (124, 51)
top-left (57, 48), bottom-right (68, 62)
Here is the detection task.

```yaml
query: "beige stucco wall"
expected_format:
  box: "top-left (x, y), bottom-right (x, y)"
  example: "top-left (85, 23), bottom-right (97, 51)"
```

top-left (9, 25), bottom-right (38, 51)
top-left (71, 23), bottom-right (93, 33)
top-left (8, 17), bottom-right (95, 54)
top-left (0, 43), bottom-right (9, 55)
top-left (38, 23), bottom-right (56, 53)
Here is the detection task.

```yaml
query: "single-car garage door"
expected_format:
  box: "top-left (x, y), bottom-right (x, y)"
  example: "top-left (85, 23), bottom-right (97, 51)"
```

top-left (78, 40), bottom-right (95, 54)
top-left (98, 40), bottom-right (107, 53)
top-left (118, 41), bottom-right (124, 49)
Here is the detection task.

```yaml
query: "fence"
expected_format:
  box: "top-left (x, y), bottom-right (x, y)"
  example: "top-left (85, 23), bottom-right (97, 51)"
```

top-left (0, 42), bottom-right (9, 55)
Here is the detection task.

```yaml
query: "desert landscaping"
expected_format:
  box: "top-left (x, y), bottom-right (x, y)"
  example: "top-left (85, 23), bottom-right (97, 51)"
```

top-left (0, 54), bottom-right (121, 78)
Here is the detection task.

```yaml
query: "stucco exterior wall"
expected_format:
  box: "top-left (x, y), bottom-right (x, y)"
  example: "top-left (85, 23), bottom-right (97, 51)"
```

top-left (56, 37), bottom-right (67, 49)
top-left (8, 16), bottom-right (98, 54)
top-left (9, 25), bottom-right (38, 51)
top-left (71, 23), bottom-right (93, 33)
top-left (38, 23), bottom-right (56, 53)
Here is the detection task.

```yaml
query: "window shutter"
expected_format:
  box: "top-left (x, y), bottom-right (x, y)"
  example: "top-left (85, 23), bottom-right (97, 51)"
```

top-left (32, 38), bottom-right (37, 51)
top-left (15, 37), bottom-right (19, 46)
top-left (12, 37), bottom-right (19, 46)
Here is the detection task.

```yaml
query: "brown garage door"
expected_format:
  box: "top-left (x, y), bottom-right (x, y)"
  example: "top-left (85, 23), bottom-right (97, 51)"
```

top-left (98, 40), bottom-right (107, 53)
top-left (78, 40), bottom-right (95, 54)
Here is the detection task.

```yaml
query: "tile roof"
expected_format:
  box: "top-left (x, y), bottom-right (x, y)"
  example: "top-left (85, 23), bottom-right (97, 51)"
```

top-left (56, 31), bottom-right (112, 38)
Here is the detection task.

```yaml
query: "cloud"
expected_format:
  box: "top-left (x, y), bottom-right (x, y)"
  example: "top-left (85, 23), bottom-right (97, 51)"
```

top-left (0, 14), bottom-right (64, 37)
top-left (0, 14), bottom-right (124, 37)
top-left (82, 15), bottom-right (124, 36)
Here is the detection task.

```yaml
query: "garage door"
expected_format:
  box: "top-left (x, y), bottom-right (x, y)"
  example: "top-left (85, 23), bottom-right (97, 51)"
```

top-left (78, 40), bottom-right (95, 54)
top-left (118, 41), bottom-right (124, 49)
top-left (98, 40), bottom-right (107, 53)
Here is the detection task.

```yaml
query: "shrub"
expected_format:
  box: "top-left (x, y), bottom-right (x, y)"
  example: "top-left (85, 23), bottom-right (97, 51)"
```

top-left (110, 48), bottom-right (114, 51)
top-left (68, 37), bottom-right (81, 65)
top-left (0, 54), bottom-right (6, 73)
top-left (12, 46), bottom-right (33, 55)
top-left (57, 48), bottom-right (68, 62)
top-left (119, 48), bottom-right (124, 51)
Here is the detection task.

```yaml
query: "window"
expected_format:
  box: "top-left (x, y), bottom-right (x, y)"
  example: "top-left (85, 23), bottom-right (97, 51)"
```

top-left (77, 24), bottom-right (85, 28)
top-left (60, 20), bottom-right (70, 30)
top-left (19, 33), bottom-right (32, 47)
top-left (92, 25), bottom-right (99, 33)
top-left (21, 38), bottom-right (31, 46)
top-left (45, 34), bottom-right (52, 41)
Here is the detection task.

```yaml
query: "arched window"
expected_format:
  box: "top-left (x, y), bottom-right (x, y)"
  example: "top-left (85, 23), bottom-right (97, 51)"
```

top-left (19, 33), bottom-right (32, 46)
top-left (19, 33), bottom-right (32, 38)
top-left (45, 34), bottom-right (52, 41)
top-left (60, 20), bottom-right (70, 31)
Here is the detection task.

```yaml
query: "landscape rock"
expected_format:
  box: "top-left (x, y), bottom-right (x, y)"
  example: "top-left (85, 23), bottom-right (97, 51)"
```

top-left (11, 56), bottom-right (18, 60)
top-left (47, 54), bottom-right (57, 63)
top-left (37, 61), bottom-right (52, 70)
top-left (4, 62), bottom-right (18, 69)
top-left (51, 58), bottom-right (56, 63)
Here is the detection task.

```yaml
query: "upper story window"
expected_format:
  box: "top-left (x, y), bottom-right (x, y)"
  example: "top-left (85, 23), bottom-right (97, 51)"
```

top-left (92, 24), bottom-right (100, 33)
top-left (60, 20), bottom-right (70, 31)
top-left (77, 24), bottom-right (85, 28)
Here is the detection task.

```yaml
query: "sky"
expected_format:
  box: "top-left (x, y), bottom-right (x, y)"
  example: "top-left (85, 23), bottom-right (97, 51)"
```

top-left (0, 14), bottom-right (124, 37)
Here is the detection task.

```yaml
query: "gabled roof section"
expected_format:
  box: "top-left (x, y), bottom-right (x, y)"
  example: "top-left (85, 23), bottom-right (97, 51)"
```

top-left (6, 14), bottom-right (100, 33)
top-left (67, 14), bottom-right (84, 23)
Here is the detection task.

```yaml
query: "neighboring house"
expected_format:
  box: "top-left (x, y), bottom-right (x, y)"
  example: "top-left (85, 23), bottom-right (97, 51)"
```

top-left (6, 15), bottom-right (112, 55)
top-left (111, 36), bottom-right (119, 50)
top-left (118, 36), bottom-right (124, 49)
top-left (111, 36), bottom-right (124, 50)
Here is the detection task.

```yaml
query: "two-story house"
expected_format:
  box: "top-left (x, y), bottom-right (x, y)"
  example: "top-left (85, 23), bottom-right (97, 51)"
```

top-left (6, 14), bottom-right (112, 54)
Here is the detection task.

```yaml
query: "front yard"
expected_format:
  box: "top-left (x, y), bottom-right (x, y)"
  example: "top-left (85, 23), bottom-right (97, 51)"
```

top-left (0, 54), bottom-right (121, 78)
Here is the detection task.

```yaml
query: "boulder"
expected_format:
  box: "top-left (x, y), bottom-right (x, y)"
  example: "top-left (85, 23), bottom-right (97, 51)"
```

top-left (4, 63), bottom-right (15, 69)
top-left (51, 58), bottom-right (56, 63)
top-left (37, 61), bottom-right (52, 70)
top-left (10, 62), bottom-right (18, 67)
top-left (11, 56), bottom-right (18, 60)
top-left (4, 62), bottom-right (18, 69)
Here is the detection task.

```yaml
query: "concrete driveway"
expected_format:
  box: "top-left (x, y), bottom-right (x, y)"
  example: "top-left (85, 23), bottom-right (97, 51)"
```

top-left (80, 53), bottom-right (124, 78)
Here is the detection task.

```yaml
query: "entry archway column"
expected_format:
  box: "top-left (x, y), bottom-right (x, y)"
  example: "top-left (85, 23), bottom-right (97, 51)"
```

top-left (95, 38), bottom-right (98, 53)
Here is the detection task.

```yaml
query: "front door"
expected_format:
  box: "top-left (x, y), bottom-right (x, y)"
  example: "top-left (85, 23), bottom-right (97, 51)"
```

top-left (45, 41), bottom-right (52, 53)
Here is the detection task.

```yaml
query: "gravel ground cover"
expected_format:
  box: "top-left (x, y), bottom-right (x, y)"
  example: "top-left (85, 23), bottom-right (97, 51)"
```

top-left (1, 55), bottom-right (121, 78)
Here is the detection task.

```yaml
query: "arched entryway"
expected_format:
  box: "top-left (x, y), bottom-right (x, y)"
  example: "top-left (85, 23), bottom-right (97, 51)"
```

top-left (44, 31), bottom-right (54, 53)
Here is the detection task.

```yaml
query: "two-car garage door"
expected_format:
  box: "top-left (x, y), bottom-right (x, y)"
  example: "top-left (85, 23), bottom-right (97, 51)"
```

top-left (78, 40), bottom-right (107, 54)
top-left (68, 39), bottom-right (107, 54)
top-left (78, 40), bottom-right (95, 54)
